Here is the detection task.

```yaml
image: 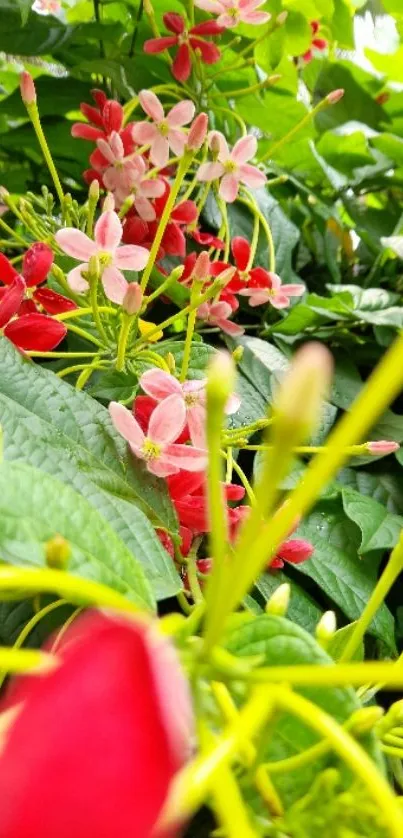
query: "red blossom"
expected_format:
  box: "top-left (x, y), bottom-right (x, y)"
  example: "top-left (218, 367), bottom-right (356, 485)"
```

top-left (71, 90), bottom-right (134, 152)
top-left (144, 13), bottom-right (223, 82)
top-left (0, 611), bottom-right (192, 837)
top-left (0, 276), bottom-right (67, 351)
top-left (0, 245), bottom-right (76, 316)
top-left (123, 185), bottom-right (198, 259)
top-left (167, 469), bottom-right (245, 532)
top-left (301, 21), bottom-right (328, 63)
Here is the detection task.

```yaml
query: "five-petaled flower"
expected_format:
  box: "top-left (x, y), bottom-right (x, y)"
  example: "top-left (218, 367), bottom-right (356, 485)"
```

top-left (133, 91), bottom-right (195, 168)
top-left (197, 132), bottom-right (266, 202)
top-left (0, 243), bottom-right (76, 316)
top-left (195, 0), bottom-right (270, 28)
top-left (94, 133), bottom-right (165, 215)
top-left (0, 611), bottom-right (192, 838)
top-left (197, 298), bottom-right (244, 336)
top-left (109, 395), bottom-right (207, 476)
top-left (0, 274), bottom-right (67, 351)
top-left (144, 13), bottom-right (223, 82)
top-left (238, 270), bottom-right (305, 308)
top-left (55, 210), bottom-right (149, 304)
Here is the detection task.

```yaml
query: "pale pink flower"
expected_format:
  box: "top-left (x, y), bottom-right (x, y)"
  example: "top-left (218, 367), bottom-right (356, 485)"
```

top-left (132, 91), bottom-right (195, 169)
top-left (194, 0), bottom-right (270, 28)
top-left (197, 132), bottom-right (266, 202)
top-left (32, 0), bottom-right (61, 14)
top-left (96, 132), bottom-right (165, 217)
top-left (197, 300), bottom-right (244, 336)
top-left (239, 272), bottom-right (304, 308)
top-left (140, 369), bottom-right (240, 447)
top-left (55, 210), bottom-right (149, 304)
top-left (109, 396), bottom-right (207, 477)
top-left (366, 440), bottom-right (400, 455)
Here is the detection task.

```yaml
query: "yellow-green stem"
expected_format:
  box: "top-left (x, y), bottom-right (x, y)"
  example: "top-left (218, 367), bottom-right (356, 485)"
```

top-left (0, 599), bottom-right (66, 691)
top-left (26, 102), bottom-right (64, 205)
top-left (90, 272), bottom-right (110, 344)
top-left (180, 308), bottom-right (197, 382)
top-left (240, 193), bottom-right (275, 273)
top-left (116, 313), bottom-right (134, 371)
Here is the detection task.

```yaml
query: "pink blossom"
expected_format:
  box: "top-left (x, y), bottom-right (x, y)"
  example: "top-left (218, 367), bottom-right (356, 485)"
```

top-left (109, 396), bottom-right (207, 477)
top-left (366, 440), bottom-right (400, 455)
top-left (55, 210), bottom-right (149, 304)
top-left (197, 132), bottom-right (266, 202)
top-left (194, 0), bottom-right (270, 28)
top-left (238, 271), bottom-right (304, 308)
top-left (140, 368), bottom-right (240, 447)
top-left (197, 299), bottom-right (244, 336)
top-left (132, 91), bottom-right (195, 169)
top-left (95, 133), bottom-right (165, 217)
top-left (32, 0), bottom-right (61, 14)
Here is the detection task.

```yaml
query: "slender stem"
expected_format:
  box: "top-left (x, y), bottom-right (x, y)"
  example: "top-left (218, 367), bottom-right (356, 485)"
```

top-left (246, 209), bottom-right (260, 271)
top-left (243, 661), bottom-right (403, 689)
top-left (25, 103), bottom-right (64, 205)
top-left (0, 647), bottom-right (52, 675)
top-left (116, 313), bottom-right (134, 371)
top-left (26, 351), bottom-right (102, 358)
top-left (180, 308), bottom-right (197, 382)
top-left (0, 216), bottom-right (27, 246)
top-left (56, 361), bottom-right (108, 379)
top-left (90, 272), bottom-right (110, 344)
top-left (0, 599), bottom-right (66, 691)
top-left (54, 306), bottom-right (117, 322)
top-left (65, 322), bottom-right (105, 349)
top-left (218, 198), bottom-right (230, 262)
top-left (239, 193), bottom-right (275, 273)
top-left (187, 554), bottom-right (204, 605)
top-left (128, 0), bottom-right (144, 57)
top-left (93, 0), bottom-right (106, 58)
top-left (222, 451), bottom-right (256, 505)
top-left (340, 534), bottom-right (403, 662)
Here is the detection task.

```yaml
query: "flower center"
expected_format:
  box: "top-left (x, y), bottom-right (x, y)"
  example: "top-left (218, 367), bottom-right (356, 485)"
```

top-left (228, 7), bottom-right (239, 19)
top-left (239, 270), bottom-right (249, 282)
top-left (184, 393), bottom-right (200, 408)
top-left (98, 251), bottom-right (113, 267)
top-left (141, 439), bottom-right (162, 460)
top-left (178, 31), bottom-right (189, 45)
top-left (224, 160), bottom-right (238, 173)
top-left (158, 120), bottom-right (169, 137)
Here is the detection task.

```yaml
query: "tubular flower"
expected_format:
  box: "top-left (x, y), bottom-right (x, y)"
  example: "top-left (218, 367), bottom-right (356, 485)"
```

top-left (301, 20), bottom-right (328, 63)
top-left (144, 13), bottom-right (223, 82)
top-left (0, 611), bottom-right (193, 838)
top-left (0, 244), bottom-right (76, 316)
top-left (94, 133), bottom-right (165, 214)
top-left (238, 270), bottom-right (304, 308)
top-left (55, 210), bottom-right (149, 304)
top-left (140, 368), bottom-right (240, 447)
top-left (109, 396), bottom-right (207, 477)
top-left (195, 0), bottom-right (270, 28)
top-left (0, 275), bottom-right (67, 351)
top-left (168, 470), bottom-right (245, 532)
top-left (197, 132), bottom-right (266, 202)
top-left (133, 91), bottom-right (195, 168)
top-left (71, 90), bottom-right (135, 151)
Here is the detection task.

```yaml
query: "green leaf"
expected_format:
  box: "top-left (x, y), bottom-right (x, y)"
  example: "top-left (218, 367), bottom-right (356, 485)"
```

top-left (226, 614), bottom-right (382, 807)
top-left (371, 133), bottom-right (403, 167)
top-left (0, 461), bottom-right (154, 610)
top-left (0, 339), bottom-right (180, 601)
top-left (327, 622), bottom-right (364, 661)
top-left (295, 503), bottom-right (395, 650)
top-left (316, 130), bottom-right (374, 175)
top-left (341, 487), bottom-right (403, 553)
top-left (337, 467), bottom-right (403, 515)
top-left (314, 61), bottom-right (387, 133)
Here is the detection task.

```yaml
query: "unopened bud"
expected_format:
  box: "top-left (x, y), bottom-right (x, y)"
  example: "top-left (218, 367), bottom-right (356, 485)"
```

top-left (315, 611), bottom-right (336, 648)
top-left (20, 71), bottom-right (36, 106)
top-left (378, 700), bottom-right (403, 735)
top-left (103, 193), bottom-right (115, 212)
top-left (193, 250), bottom-right (211, 282)
top-left (123, 282), bottom-right (143, 315)
top-left (187, 113), bottom-right (208, 151)
top-left (215, 266), bottom-right (236, 288)
top-left (267, 74), bottom-right (282, 86)
top-left (276, 10), bottom-right (288, 24)
top-left (366, 440), bottom-right (400, 455)
top-left (168, 265), bottom-right (185, 283)
top-left (348, 706), bottom-right (384, 737)
top-left (232, 346), bottom-right (244, 363)
top-left (326, 88), bottom-right (344, 105)
top-left (265, 583), bottom-right (290, 616)
top-left (274, 342), bottom-right (333, 442)
top-left (89, 179), bottom-right (100, 201)
top-left (45, 534), bottom-right (71, 570)
top-left (209, 131), bottom-right (222, 155)
top-left (207, 351), bottom-right (236, 410)
top-left (166, 352), bottom-right (176, 374)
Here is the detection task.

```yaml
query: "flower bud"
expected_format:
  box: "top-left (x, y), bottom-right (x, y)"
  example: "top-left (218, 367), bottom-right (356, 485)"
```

top-left (193, 251), bottom-right (210, 282)
top-left (167, 265), bottom-right (185, 283)
top-left (20, 71), bottom-right (36, 106)
top-left (23, 242), bottom-right (53, 286)
top-left (166, 352), bottom-right (176, 374)
top-left (208, 131), bottom-right (222, 155)
top-left (123, 282), bottom-right (143, 315)
top-left (89, 179), bottom-right (100, 201)
top-left (215, 266), bottom-right (236, 288)
top-left (276, 10), bottom-right (288, 24)
top-left (232, 345), bottom-right (244, 363)
top-left (265, 583), bottom-right (290, 616)
top-left (274, 342), bottom-right (333, 444)
top-left (366, 440), bottom-right (400, 455)
top-left (45, 534), bottom-right (71, 570)
top-left (326, 88), bottom-right (344, 105)
top-left (207, 351), bottom-right (236, 411)
top-left (103, 193), bottom-right (115, 212)
top-left (315, 610), bottom-right (336, 648)
top-left (187, 113), bottom-right (208, 151)
top-left (348, 706), bottom-right (384, 737)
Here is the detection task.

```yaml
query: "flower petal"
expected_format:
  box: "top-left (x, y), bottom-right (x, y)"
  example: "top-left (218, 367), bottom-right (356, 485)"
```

top-left (94, 210), bottom-right (122, 251)
top-left (67, 264), bottom-right (89, 293)
top-left (231, 236), bottom-right (250, 271)
top-left (164, 443), bottom-right (208, 472)
top-left (172, 43), bottom-right (192, 83)
top-left (55, 229), bottom-right (97, 261)
top-left (0, 275), bottom-right (25, 327)
top-left (143, 36), bottom-right (177, 54)
top-left (231, 134), bottom-right (257, 164)
top-left (148, 393), bottom-right (186, 444)
top-left (33, 287), bottom-right (77, 315)
top-left (0, 253), bottom-right (19, 286)
top-left (189, 37), bottom-right (221, 65)
top-left (187, 405), bottom-right (206, 448)
top-left (109, 401), bottom-right (145, 449)
top-left (270, 292), bottom-right (291, 309)
top-left (216, 317), bottom-right (244, 336)
top-left (219, 172), bottom-right (239, 202)
top-left (101, 266), bottom-right (128, 304)
top-left (134, 196), bottom-right (157, 222)
top-left (163, 11), bottom-right (185, 34)
top-left (140, 369), bottom-right (182, 400)
top-left (96, 138), bottom-right (117, 164)
top-left (138, 89), bottom-right (165, 123)
top-left (150, 134), bottom-right (170, 168)
top-left (194, 0), bottom-right (224, 12)
top-left (167, 100), bottom-right (195, 128)
top-left (148, 459), bottom-right (179, 477)
top-left (281, 283), bottom-right (305, 297)
top-left (167, 129), bottom-right (187, 157)
top-left (241, 9), bottom-right (270, 23)
top-left (238, 163), bottom-right (266, 189)
top-left (132, 122), bottom-right (158, 145)
top-left (114, 244), bottom-right (149, 271)
top-left (197, 161), bottom-right (225, 182)
top-left (5, 313), bottom-right (67, 351)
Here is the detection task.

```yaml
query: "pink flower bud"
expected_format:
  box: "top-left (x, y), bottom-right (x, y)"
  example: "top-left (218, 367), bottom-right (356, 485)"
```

top-left (20, 71), bottom-right (36, 106)
top-left (23, 242), bottom-right (53, 287)
top-left (272, 538), bottom-right (314, 568)
top-left (123, 283), bottom-right (143, 315)
top-left (209, 131), bottom-right (222, 154)
top-left (193, 250), bottom-right (210, 281)
top-left (326, 88), bottom-right (344, 105)
top-left (187, 113), bottom-right (208, 151)
top-left (367, 440), bottom-right (400, 455)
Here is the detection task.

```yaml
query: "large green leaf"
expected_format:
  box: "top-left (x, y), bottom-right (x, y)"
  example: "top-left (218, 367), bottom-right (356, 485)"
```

top-left (226, 614), bottom-right (382, 808)
top-left (0, 339), bottom-right (180, 601)
top-left (342, 488), bottom-right (403, 553)
top-left (0, 461), bottom-right (153, 610)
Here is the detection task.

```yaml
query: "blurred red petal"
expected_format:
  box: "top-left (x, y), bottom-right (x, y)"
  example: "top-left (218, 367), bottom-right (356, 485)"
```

top-left (0, 252), bottom-right (19, 286)
top-left (0, 276), bottom-right (25, 328)
top-left (231, 237), bottom-right (250, 272)
top-left (172, 200), bottom-right (198, 225)
top-left (71, 123), bottom-right (105, 142)
top-left (144, 36), bottom-right (178, 54)
top-left (22, 242), bottom-right (53, 287)
top-left (102, 100), bottom-right (123, 134)
top-left (80, 102), bottom-right (104, 127)
top-left (4, 314), bottom-right (67, 351)
top-left (172, 43), bottom-right (192, 82)
top-left (163, 12), bottom-right (185, 34)
top-left (189, 38), bottom-right (220, 65)
top-left (190, 20), bottom-right (225, 35)
top-left (33, 288), bottom-right (77, 315)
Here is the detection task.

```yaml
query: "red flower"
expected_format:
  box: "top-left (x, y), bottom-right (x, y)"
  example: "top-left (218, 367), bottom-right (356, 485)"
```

top-left (301, 21), bottom-right (328, 63)
top-left (0, 611), bottom-right (192, 837)
top-left (0, 244), bottom-right (76, 316)
top-left (0, 276), bottom-right (67, 351)
top-left (71, 90), bottom-right (134, 150)
top-left (167, 469), bottom-right (245, 532)
top-left (123, 185), bottom-right (198, 259)
top-left (191, 229), bottom-right (224, 249)
top-left (144, 13), bottom-right (223, 82)
top-left (270, 538), bottom-right (314, 569)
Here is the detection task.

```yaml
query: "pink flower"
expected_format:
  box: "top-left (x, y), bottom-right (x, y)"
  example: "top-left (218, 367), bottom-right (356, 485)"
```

top-left (238, 271), bottom-right (304, 308)
top-left (94, 134), bottom-right (165, 217)
top-left (197, 132), bottom-right (266, 202)
top-left (140, 368), bottom-right (240, 447)
top-left (109, 396), bottom-right (207, 477)
top-left (132, 91), bottom-right (195, 169)
top-left (366, 440), bottom-right (400, 455)
top-left (55, 210), bottom-right (149, 304)
top-left (194, 0), bottom-right (270, 28)
top-left (32, 0), bottom-right (61, 14)
top-left (144, 13), bottom-right (223, 83)
top-left (197, 299), bottom-right (244, 336)
top-left (0, 611), bottom-right (193, 837)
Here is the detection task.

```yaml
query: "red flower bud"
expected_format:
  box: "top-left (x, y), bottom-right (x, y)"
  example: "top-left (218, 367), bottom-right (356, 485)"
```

top-left (327, 88), bottom-right (344, 105)
top-left (20, 71), bottom-right (36, 105)
top-left (22, 242), bottom-right (53, 287)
